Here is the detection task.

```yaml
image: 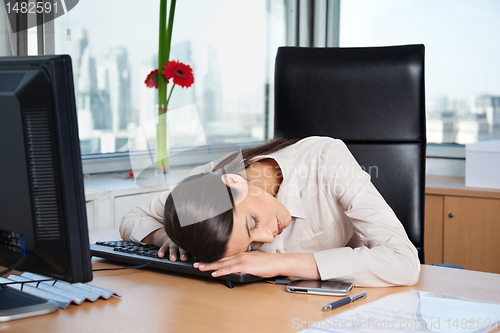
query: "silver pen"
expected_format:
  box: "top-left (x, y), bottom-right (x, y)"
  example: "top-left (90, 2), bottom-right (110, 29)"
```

top-left (322, 291), bottom-right (367, 311)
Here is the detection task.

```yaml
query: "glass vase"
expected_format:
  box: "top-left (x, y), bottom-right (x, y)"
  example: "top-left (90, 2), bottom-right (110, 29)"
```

top-left (155, 106), bottom-right (168, 173)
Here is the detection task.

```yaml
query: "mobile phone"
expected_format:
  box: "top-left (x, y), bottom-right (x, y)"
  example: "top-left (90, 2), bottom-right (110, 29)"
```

top-left (286, 279), bottom-right (353, 296)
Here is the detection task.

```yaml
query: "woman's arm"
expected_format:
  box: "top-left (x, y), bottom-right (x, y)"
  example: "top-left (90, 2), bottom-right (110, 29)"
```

top-left (119, 190), bottom-right (189, 260)
top-left (195, 252), bottom-right (321, 279)
top-left (119, 191), bottom-right (169, 244)
top-left (313, 139), bottom-right (420, 287)
top-left (120, 165), bottom-right (214, 248)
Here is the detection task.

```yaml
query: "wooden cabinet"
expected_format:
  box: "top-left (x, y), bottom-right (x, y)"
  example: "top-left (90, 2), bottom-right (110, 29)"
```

top-left (443, 196), bottom-right (500, 273)
top-left (425, 176), bottom-right (500, 274)
top-left (424, 194), bottom-right (444, 265)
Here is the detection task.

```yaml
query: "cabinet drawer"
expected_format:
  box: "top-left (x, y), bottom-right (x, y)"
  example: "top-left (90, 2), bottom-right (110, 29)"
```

top-left (443, 196), bottom-right (500, 273)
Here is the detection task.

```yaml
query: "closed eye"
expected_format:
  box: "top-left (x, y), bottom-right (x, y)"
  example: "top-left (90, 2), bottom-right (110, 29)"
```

top-left (251, 215), bottom-right (259, 229)
top-left (245, 215), bottom-right (259, 252)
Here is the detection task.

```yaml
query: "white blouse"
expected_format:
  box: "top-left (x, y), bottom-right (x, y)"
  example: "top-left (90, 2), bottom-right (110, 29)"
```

top-left (119, 136), bottom-right (420, 287)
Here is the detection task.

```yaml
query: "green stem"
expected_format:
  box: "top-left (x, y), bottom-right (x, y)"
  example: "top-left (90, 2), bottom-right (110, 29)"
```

top-left (158, 0), bottom-right (168, 109)
top-left (155, 0), bottom-right (176, 171)
top-left (166, 84), bottom-right (176, 107)
top-left (159, 0), bottom-right (176, 112)
top-left (164, 0), bottom-right (176, 66)
top-left (156, 117), bottom-right (168, 170)
top-left (157, 0), bottom-right (177, 112)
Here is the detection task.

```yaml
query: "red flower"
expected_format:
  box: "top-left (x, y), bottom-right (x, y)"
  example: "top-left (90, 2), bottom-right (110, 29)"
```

top-left (162, 61), bottom-right (194, 88)
top-left (145, 69), bottom-right (159, 89)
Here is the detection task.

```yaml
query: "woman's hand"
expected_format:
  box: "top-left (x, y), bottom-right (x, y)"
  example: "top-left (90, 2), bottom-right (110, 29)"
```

top-left (194, 252), bottom-right (321, 279)
top-left (141, 229), bottom-right (189, 262)
top-left (193, 252), bottom-right (282, 278)
top-left (158, 238), bottom-right (189, 262)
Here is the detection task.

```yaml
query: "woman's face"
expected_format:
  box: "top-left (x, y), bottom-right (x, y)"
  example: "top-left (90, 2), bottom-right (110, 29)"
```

top-left (223, 176), bottom-right (292, 257)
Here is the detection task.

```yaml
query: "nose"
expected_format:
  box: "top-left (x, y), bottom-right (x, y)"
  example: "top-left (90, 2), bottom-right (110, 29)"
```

top-left (255, 227), bottom-right (275, 243)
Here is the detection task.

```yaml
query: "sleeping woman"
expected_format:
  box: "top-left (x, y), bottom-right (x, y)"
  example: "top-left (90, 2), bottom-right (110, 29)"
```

top-left (119, 136), bottom-right (420, 287)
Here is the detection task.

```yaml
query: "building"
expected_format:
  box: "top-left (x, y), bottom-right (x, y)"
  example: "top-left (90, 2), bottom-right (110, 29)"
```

top-left (202, 44), bottom-right (223, 127)
top-left (96, 47), bottom-right (132, 135)
top-left (473, 95), bottom-right (500, 140)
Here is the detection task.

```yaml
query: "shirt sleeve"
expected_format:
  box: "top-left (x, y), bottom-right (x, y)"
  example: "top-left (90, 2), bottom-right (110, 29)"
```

top-left (119, 161), bottom-right (211, 244)
top-left (312, 139), bottom-right (421, 287)
top-left (119, 191), bottom-right (170, 244)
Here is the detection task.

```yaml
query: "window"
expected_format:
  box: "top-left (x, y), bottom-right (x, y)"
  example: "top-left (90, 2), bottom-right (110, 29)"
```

top-left (50, 0), bottom-right (285, 155)
top-left (339, 0), bottom-right (500, 145)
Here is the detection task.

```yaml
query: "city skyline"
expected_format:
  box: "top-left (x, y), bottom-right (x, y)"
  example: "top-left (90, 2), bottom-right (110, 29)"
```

top-left (427, 94), bottom-right (500, 144)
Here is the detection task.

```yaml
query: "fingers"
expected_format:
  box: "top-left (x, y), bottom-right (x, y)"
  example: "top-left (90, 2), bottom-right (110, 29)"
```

top-left (157, 243), bottom-right (169, 258)
top-left (193, 254), bottom-right (236, 270)
top-left (192, 252), bottom-right (276, 278)
top-left (157, 241), bottom-right (189, 262)
top-left (194, 256), bottom-right (241, 277)
top-left (179, 248), bottom-right (189, 261)
top-left (193, 263), bottom-right (233, 277)
top-left (168, 244), bottom-right (179, 261)
top-left (210, 265), bottom-right (241, 277)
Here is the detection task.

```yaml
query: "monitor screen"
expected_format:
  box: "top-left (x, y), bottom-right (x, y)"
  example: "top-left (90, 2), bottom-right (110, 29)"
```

top-left (0, 55), bottom-right (92, 284)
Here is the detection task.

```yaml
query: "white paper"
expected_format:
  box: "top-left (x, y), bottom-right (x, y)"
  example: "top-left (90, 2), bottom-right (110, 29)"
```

top-left (301, 290), bottom-right (500, 333)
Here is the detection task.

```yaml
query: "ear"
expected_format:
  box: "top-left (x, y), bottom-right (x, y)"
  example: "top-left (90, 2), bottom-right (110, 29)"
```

top-left (220, 174), bottom-right (246, 188)
top-left (221, 174), bottom-right (248, 206)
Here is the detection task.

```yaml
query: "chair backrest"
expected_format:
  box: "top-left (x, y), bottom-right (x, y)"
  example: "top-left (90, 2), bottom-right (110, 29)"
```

top-left (274, 45), bottom-right (426, 263)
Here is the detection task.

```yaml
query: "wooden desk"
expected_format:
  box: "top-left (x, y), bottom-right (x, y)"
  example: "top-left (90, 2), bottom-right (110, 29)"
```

top-left (2, 229), bottom-right (500, 333)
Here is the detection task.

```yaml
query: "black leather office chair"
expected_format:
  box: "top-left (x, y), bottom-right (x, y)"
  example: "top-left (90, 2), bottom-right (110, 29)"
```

top-left (274, 45), bottom-right (426, 263)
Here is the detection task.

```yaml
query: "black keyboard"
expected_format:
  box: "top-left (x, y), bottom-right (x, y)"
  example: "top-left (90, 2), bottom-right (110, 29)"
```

top-left (90, 241), bottom-right (263, 288)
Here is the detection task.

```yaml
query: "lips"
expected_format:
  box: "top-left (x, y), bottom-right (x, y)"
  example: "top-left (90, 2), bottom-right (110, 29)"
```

top-left (277, 217), bottom-right (283, 235)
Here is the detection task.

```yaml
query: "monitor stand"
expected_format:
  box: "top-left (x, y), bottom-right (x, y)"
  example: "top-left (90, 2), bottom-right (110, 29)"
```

top-left (0, 285), bottom-right (58, 322)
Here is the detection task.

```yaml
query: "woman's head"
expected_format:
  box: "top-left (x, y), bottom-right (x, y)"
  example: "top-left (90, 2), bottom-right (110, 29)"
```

top-left (163, 171), bottom-right (235, 262)
top-left (221, 173), bottom-right (291, 257)
top-left (163, 138), bottom-right (298, 262)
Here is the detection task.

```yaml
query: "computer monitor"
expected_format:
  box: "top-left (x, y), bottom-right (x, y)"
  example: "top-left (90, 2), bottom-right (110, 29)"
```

top-left (0, 55), bottom-right (92, 321)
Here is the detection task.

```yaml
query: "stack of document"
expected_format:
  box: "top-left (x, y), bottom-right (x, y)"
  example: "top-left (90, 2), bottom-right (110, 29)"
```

top-left (302, 290), bottom-right (500, 333)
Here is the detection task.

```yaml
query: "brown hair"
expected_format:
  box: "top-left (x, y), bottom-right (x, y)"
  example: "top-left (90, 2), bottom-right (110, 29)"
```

top-left (163, 137), bottom-right (299, 262)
